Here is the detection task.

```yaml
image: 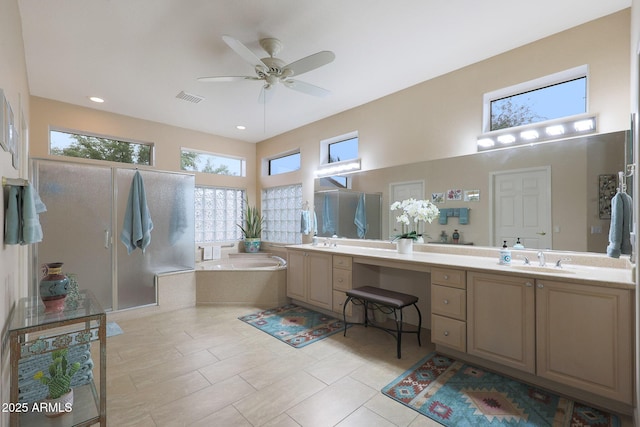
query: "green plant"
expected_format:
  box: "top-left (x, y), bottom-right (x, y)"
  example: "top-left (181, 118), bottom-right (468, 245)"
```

top-left (238, 199), bottom-right (264, 239)
top-left (33, 349), bottom-right (81, 399)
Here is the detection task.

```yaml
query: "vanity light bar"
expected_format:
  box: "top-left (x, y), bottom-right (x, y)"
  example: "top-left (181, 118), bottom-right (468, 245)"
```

top-left (314, 158), bottom-right (362, 177)
top-left (476, 115), bottom-right (596, 152)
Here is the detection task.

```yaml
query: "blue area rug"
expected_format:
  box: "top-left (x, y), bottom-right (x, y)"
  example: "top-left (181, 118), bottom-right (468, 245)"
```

top-left (106, 322), bottom-right (124, 337)
top-left (238, 304), bottom-right (348, 348)
top-left (382, 352), bottom-right (620, 426)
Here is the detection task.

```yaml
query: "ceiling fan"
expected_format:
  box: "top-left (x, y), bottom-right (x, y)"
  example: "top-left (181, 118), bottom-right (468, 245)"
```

top-left (198, 35), bottom-right (335, 103)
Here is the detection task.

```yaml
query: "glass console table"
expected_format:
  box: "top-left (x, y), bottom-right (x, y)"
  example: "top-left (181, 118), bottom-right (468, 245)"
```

top-left (8, 290), bottom-right (106, 426)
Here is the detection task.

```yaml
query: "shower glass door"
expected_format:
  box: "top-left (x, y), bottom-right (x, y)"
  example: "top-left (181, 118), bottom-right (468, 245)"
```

top-left (35, 161), bottom-right (114, 310)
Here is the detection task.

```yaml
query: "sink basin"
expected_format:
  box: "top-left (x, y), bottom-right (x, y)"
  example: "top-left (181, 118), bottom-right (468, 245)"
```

top-left (510, 265), bottom-right (575, 274)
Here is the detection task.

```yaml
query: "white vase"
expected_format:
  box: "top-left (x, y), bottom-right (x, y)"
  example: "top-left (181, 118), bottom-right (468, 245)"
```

top-left (396, 238), bottom-right (413, 254)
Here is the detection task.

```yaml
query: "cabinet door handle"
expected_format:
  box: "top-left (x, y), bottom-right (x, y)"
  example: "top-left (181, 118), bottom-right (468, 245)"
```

top-left (337, 278), bottom-right (343, 283)
top-left (443, 275), bottom-right (449, 280)
top-left (443, 331), bottom-right (449, 336)
top-left (525, 282), bottom-right (533, 287)
top-left (443, 299), bottom-right (449, 305)
top-left (537, 284), bottom-right (544, 289)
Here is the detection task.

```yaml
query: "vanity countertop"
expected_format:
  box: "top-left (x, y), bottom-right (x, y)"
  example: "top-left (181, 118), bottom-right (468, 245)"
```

top-left (286, 243), bottom-right (635, 290)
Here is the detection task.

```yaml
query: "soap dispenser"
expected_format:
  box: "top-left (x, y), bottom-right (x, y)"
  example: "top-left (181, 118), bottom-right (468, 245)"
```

top-left (513, 237), bottom-right (525, 250)
top-left (499, 241), bottom-right (512, 265)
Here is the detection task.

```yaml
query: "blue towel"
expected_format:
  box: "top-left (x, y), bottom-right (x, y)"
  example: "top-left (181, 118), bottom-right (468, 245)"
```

top-left (459, 208), bottom-right (469, 225)
top-left (4, 185), bottom-right (21, 244)
top-left (322, 194), bottom-right (334, 234)
top-left (354, 193), bottom-right (367, 238)
top-left (438, 209), bottom-right (449, 225)
top-left (120, 171), bottom-right (153, 254)
top-left (300, 210), bottom-right (312, 235)
top-left (607, 192), bottom-right (632, 258)
top-left (4, 185), bottom-right (46, 245)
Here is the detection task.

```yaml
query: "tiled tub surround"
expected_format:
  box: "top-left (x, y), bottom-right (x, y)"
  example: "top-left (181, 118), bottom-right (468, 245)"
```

top-left (286, 240), bottom-right (635, 415)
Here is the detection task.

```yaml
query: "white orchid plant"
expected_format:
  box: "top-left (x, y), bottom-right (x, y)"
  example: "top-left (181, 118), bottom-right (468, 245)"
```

top-left (390, 198), bottom-right (440, 241)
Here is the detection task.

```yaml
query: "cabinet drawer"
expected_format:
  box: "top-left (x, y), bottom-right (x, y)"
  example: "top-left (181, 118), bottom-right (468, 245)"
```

top-left (333, 290), bottom-right (352, 316)
top-left (333, 255), bottom-right (353, 270)
top-left (431, 314), bottom-right (466, 352)
top-left (333, 267), bottom-right (352, 291)
top-left (432, 267), bottom-right (466, 289)
top-left (431, 285), bottom-right (466, 320)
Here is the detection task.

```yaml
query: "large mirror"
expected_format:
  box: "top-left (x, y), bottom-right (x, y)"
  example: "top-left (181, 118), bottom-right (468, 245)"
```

top-left (315, 130), bottom-right (629, 254)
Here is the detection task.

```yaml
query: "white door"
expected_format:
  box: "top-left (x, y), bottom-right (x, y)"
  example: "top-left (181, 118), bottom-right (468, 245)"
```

top-left (492, 167), bottom-right (551, 249)
top-left (389, 180), bottom-right (424, 238)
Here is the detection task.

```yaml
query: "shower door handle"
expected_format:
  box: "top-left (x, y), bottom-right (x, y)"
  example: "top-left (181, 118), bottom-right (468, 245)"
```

top-left (104, 230), bottom-right (111, 249)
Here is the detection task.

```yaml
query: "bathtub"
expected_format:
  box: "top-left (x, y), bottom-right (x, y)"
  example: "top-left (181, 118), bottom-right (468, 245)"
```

top-left (195, 254), bottom-right (288, 306)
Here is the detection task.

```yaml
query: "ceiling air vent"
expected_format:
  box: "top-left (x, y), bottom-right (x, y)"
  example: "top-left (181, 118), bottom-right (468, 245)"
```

top-left (176, 91), bottom-right (204, 104)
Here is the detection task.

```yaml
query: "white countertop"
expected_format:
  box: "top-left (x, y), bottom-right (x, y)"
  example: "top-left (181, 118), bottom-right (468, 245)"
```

top-left (286, 243), bottom-right (635, 290)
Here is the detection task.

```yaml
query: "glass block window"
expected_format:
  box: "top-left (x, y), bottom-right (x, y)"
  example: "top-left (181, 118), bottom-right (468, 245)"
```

top-left (194, 186), bottom-right (245, 243)
top-left (262, 184), bottom-right (303, 244)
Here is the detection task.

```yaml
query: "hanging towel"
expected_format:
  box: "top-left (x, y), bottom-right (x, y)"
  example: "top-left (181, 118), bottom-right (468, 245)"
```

top-left (120, 171), bottom-right (153, 254)
top-left (459, 208), bottom-right (469, 225)
top-left (607, 192), bottom-right (633, 258)
top-left (300, 210), bottom-right (313, 235)
top-left (22, 185), bottom-right (45, 244)
top-left (313, 211), bottom-right (318, 235)
top-left (322, 194), bottom-right (335, 234)
top-left (354, 193), bottom-right (367, 238)
top-left (4, 185), bottom-right (21, 244)
top-left (438, 209), bottom-right (449, 225)
top-left (4, 185), bottom-right (46, 245)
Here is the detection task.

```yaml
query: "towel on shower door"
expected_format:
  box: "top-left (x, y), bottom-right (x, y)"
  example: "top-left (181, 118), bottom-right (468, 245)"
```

top-left (606, 191), bottom-right (632, 258)
top-left (354, 193), bottom-right (367, 238)
top-left (322, 194), bottom-right (335, 235)
top-left (120, 171), bottom-right (153, 254)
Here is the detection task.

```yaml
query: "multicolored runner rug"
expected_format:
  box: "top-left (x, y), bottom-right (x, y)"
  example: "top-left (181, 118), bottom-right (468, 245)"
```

top-left (382, 352), bottom-right (620, 426)
top-left (238, 304), bottom-right (347, 348)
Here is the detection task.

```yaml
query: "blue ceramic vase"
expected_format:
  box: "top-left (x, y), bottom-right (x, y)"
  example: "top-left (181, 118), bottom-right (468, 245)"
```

top-left (39, 262), bottom-right (70, 312)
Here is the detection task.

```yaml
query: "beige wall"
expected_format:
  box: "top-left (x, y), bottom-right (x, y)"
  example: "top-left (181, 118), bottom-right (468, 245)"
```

top-left (256, 10), bottom-right (632, 240)
top-left (29, 97), bottom-right (258, 199)
top-left (0, 0), bottom-right (31, 424)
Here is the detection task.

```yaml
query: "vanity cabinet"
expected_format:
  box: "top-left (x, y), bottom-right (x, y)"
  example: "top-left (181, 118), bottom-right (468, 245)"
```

top-left (467, 272), bottom-right (536, 374)
top-left (286, 250), bottom-right (333, 310)
top-left (332, 255), bottom-right (353, 316)
top-left (536, 279), bottom-right (633, 404)
top-left (430, 267), bottom-right (467, 352)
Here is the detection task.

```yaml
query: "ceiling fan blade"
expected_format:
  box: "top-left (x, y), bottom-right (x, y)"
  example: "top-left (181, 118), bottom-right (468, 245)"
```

top-left (222, 35), bottom-right (268, 71)
top-left (284, 51), bottom-right (335, 77)
top-left (283, 79), bottom-right (331, 97)
top-left (197, 76), bottom-right (259, 82)
top-left (258, 85), bottom-right (275, 104)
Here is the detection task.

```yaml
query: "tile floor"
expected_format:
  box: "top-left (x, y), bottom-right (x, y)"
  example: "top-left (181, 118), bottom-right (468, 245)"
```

top-left (106, 305), bottom-right (633, 427)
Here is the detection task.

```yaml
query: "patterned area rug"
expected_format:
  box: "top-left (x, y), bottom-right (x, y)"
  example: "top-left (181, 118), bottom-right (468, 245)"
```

top-left (382, 353), bottom-right (620, 427)
top-left (238, 304), bottom-right (347, 348)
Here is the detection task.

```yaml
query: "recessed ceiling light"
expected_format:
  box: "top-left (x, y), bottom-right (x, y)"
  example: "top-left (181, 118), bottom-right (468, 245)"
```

top-left (236, 125), bottom-right (246, 130)
top-left (89, 96), bottom-right (105, 103)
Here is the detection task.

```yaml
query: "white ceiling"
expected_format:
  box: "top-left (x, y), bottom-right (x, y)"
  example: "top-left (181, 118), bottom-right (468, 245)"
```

top-left (17, 0), bottom-right (630, 144)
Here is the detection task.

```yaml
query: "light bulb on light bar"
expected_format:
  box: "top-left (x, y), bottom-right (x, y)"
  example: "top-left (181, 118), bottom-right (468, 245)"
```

top-left (545, 125), bottom-right (565, 136)
top-left (497, 134), bottom-right (516, 144)
top-left (520, 130), bottom-right (539, 140)
top-left (477, 138), bottom-right (494, 148)
top-left (314, 159), bottom-right (361, 177)
top-left (574, 119), bottom-right (594, 132)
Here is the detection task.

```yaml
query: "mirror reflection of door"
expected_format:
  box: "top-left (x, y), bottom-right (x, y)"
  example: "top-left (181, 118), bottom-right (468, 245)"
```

top-left (492, 167), bottom-right (552, 249)
top-left (389, 180), bottom-right (424, 238)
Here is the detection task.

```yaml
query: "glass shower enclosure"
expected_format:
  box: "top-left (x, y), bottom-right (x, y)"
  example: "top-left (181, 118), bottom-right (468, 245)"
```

top-left (33, 160), bottom-right (195, 311)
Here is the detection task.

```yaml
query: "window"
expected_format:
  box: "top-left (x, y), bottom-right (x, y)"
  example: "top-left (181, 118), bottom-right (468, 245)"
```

top-left (484, 65), bottom-right (588, 132)
top-left (262, 184), bottom-right (303, 244)
top-left (268, 152), bottom-right (300, 175)
top-left (194, 186), bottom-right (245, 243)
top-left (50, 129), bottom-right (152, 165)
top-left (181, 148), bottom-right (245, 176)
top-left (320, 131), bottom-right (359, 165)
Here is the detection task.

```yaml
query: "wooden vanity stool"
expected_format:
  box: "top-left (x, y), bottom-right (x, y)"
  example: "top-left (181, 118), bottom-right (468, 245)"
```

top-left (342, 286), bottom-right (422, 358)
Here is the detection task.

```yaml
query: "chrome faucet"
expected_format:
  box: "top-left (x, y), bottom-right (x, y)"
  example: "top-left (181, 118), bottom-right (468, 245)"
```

top-left (555, 258), bottom-right (571, 268)
top-left (537, 251), bottom-right (546, 267)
